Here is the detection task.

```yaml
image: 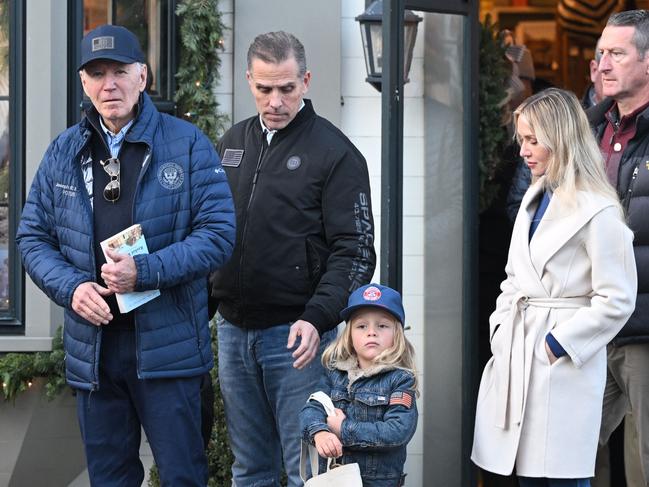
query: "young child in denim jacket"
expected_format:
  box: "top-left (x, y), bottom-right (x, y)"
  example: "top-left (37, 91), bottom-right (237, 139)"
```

top-left (300, 283), bottom-right (419, 487)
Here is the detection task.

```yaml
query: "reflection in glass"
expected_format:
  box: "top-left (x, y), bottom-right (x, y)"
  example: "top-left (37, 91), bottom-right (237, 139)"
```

top-left (0, 0), bottom-right (9, 311)
top-left (0, 1), bottom-right (8, 97)
top-left (422, 12), bottom-right (465, 484)
top-left (82, 0), bottom-right (169, 99)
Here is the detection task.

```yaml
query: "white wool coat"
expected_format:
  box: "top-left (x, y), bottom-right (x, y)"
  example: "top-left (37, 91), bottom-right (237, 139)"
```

top-left (472, 180), bottom-right (637, 478)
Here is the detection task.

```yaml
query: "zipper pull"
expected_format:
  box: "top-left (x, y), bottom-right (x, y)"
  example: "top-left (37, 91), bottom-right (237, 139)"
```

top-left (628, 166), bottom-right (639, 194)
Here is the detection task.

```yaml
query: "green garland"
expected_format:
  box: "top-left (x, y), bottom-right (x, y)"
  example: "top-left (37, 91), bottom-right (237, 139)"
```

top-left (175, 0), bottom-right (229, 142)
top-left (478, 14), bottom-right (509, 212)
top-left (0, 327), bottom-right (66, 402)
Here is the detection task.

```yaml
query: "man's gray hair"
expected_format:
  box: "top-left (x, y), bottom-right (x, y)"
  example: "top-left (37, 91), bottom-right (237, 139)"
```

top-left (247, 31), bottom-right (307, 76)
top-left (607, 9), bottom-right (649, 59)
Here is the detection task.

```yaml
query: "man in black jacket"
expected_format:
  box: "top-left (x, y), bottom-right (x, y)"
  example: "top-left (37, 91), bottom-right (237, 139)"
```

top-left (589, 10), bottom-right (649, 485)
top-left (209, 31), bottom-right (375, 487)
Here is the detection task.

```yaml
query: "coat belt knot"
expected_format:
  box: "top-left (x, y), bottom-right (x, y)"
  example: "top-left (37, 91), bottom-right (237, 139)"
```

top-left (493, 292), bottom-right (591, 429)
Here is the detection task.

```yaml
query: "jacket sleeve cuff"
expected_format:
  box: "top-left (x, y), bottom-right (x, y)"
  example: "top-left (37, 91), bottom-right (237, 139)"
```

top-left (307, 424), bottom-right (330, 443)
top-left (133, 254), bottom-right (153, 291)
top-left (67, 276), bottom-right (94, 311)
top-left (340, 419), bottom-right (357, 446)
top-left (546, 333), bottom-right (567, 358)
top-left (299, 306), bottom-right (337, 335)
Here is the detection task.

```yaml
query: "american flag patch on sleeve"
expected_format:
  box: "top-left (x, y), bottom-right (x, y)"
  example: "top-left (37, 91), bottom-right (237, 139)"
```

top-left (389, 391), bottom-right (413, 408)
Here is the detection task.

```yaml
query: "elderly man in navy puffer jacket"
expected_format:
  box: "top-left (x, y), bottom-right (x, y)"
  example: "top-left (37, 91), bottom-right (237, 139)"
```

top-left (16, 25), bottom-right (235, 486)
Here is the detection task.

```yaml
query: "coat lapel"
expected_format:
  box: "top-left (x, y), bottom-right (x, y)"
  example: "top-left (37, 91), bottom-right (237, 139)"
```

top-left (511, 180), bottom-right (548, 296)
top-left (529, 188), bottom-right (613, 278)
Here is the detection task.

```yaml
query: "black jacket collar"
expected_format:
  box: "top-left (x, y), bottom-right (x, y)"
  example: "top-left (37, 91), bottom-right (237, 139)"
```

top-left (253, 98), bottom-right (316, 140)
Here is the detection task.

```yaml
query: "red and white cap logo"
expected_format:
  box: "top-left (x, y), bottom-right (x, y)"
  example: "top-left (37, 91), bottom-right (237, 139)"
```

top-left (363, 286), bottom-right (382, 301)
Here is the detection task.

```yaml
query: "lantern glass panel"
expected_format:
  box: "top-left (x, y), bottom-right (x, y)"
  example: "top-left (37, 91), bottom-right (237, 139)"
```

top-left (360, 24), bottom-right (372, 76)
top-left (369, 23), bottom-right (383, 74)
top-left (404, 23), bottom-right (418, 81)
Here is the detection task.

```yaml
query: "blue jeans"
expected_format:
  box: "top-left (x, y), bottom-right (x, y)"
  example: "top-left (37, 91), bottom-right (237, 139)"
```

top-left (217, 317), bottom-right (335, 487)
top-left (518, 477), bottom-right (591, 487)
top-left (76, 329), bottom-right (207, 487)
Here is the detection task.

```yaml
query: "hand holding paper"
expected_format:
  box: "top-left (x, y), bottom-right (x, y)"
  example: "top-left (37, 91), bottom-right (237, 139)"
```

top-left (100, 223), bottom-right (160, 313)
top-left (102, 248), bottom-right (137, 293)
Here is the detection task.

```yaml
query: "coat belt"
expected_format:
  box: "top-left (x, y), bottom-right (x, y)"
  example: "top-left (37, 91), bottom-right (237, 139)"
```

top-left (493, 292), bottom-right (591, 429)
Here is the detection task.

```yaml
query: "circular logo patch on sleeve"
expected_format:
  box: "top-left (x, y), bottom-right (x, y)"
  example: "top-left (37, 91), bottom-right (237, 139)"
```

top-left (158, 162), bottom-right (184, 190)
top-left (363, 286), bottom-right (382, 301)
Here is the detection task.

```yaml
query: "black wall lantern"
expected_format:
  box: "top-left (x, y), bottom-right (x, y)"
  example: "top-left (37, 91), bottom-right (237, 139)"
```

top-left (355, 0), bottom-right (422, 92)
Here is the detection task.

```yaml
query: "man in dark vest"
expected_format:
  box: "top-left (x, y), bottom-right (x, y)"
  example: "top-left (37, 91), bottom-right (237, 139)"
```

top-left (589, 10), bottom-right (649, 486)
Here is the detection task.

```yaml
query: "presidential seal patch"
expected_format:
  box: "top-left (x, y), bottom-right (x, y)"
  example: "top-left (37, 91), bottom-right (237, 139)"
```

top-left (286, 155), bottom-right (301, 171)
top-left (158, 162), bottom-right (184, 190)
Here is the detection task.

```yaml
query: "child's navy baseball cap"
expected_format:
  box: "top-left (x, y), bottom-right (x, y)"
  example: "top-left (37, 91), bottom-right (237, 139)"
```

top-left (340, 283), bottom-right (405, 325)
top-left (79, 25), bottom-right (145, 71)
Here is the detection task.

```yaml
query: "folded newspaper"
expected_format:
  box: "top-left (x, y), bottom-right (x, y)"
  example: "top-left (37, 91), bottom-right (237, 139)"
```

top-left (100, 223), bottom-right (160, 313)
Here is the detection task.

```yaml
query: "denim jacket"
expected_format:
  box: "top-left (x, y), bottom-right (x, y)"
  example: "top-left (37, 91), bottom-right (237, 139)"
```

top-left (300, 358), bottom-right (418, 487)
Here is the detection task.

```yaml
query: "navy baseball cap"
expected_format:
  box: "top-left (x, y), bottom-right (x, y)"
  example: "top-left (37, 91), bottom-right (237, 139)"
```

top-left (340, 283), bottom-right (405, 325)
top-left (79, 25), bottom-right (145, 71)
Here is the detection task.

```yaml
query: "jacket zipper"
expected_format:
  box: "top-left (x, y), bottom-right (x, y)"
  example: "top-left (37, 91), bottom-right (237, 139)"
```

top-left (132, 146), bottom-right (152, 379)
top-left (73, 129), bottom-right (101, 390)
top-left (237, 129), bottom-right (269, 317)
top-left (83, 125), bottom-right (117, 390)
top-left (623, 165), bottom-right (640, 214)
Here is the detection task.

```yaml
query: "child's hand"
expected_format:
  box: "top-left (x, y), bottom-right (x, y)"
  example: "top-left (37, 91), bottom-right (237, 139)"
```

top-left (326, 408), bottom-right (346, 437)
top-left (314, 431), bottom-right (343, 458)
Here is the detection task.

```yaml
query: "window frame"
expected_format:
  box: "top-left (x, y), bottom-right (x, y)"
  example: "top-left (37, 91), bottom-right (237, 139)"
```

top-left (0, 0), bottom-right (26, 333)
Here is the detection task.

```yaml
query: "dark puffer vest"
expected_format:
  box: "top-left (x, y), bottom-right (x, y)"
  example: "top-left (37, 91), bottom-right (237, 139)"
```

top-left (589, 99), bottom-right (649, 345)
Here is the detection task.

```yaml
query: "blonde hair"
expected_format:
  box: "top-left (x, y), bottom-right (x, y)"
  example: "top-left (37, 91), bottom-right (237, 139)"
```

top-left (514, 88), bottom-right (622, 212)
top-left (322, 310), bottom-right (419, 395)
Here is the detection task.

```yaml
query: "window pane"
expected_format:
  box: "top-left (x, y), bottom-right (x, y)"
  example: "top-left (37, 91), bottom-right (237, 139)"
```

top-left (82, 0), bottom-right (170, 100)
top-left (83, 0), bottom-right (108, 32)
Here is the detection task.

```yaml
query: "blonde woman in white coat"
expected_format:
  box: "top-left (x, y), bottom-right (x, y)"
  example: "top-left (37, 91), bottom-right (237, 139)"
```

top-left (472, 88), bottom-right (637, 487)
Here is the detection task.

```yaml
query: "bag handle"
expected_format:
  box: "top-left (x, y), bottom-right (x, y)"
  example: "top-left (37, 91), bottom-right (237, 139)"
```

top-left (299, 391), bottom-right (337, 482)
top-left (308, 391), bottom-right (336, 417)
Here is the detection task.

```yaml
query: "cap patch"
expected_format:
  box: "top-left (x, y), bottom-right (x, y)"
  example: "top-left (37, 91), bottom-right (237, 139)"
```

top-left (363, 286), bottom-right (382, 301)
top-left (92, 36), bottom-right (114, 52)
